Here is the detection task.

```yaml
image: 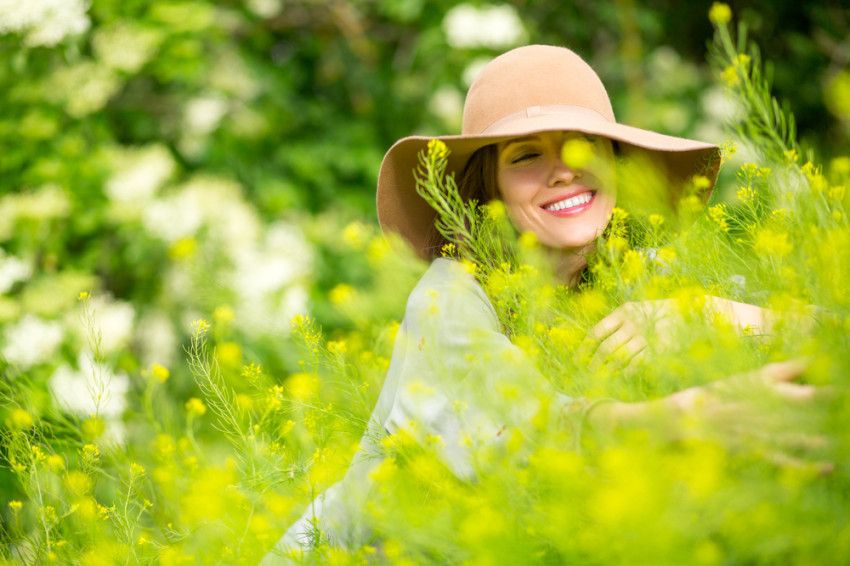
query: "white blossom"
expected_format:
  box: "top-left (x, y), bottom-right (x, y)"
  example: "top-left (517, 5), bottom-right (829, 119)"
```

top-left (2, 315), bottom-right (63, 369)
top-left (135, 310), bottom-right (178, 367)
top-left (429, 86), bottom-right (464, 127)
top-left (0, 0), bottom-right (90, 47)
top-left (0, 250), bottom-right (31, 293)
top-left (184, 96), bottom-right (229, 136)
top-left (105, 145), bottom-right (175, 203)
top-left (75, 296), bottom-right (135, 354)
top-left (92, 22), bottom-right (161, 73)
top-left (443, 4), bottom-right (526, 49)
top-left (49, 353), bottom-right (128, 418)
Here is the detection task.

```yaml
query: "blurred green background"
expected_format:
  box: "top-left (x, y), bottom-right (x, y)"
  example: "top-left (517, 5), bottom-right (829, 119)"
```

top-left (2, 1), bottom-right (849, 561)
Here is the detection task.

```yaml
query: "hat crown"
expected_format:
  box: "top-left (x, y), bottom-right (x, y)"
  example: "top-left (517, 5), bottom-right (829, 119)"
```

top-left (462, 45), bottom-right (615, 135)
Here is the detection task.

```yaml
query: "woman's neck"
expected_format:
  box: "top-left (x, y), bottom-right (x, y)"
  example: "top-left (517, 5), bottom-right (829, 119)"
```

top-left (548, 245), bottom-right (593, 287)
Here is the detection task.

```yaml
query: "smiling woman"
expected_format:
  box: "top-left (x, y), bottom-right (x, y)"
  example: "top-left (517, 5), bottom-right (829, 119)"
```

top-left (263, 44), bottom-right (822, 562)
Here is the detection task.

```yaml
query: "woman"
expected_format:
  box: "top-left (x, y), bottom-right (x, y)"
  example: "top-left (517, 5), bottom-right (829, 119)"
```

top-left (263, 45), bottom-right (814, 563)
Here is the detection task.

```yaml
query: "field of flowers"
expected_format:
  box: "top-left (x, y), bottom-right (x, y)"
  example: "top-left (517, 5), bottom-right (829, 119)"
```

top-left (2, 1), bottom-right (849, 564)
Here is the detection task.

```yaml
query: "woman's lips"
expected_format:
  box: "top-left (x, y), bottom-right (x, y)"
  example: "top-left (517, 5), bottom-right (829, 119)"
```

top-left (540, 190), bottom-right (596, 217)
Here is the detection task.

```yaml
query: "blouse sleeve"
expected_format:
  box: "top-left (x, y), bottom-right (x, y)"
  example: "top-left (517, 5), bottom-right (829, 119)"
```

top-left (382, 259), bottom-right (572, 480)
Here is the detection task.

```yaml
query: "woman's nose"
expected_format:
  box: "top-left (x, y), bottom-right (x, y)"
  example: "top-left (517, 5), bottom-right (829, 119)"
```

top-left (548, 157), bottom-right (581, 187)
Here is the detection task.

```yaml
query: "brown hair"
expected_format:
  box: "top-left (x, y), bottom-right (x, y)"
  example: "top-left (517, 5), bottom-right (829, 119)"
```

top-left (423, 144), bottom-right (501, 259)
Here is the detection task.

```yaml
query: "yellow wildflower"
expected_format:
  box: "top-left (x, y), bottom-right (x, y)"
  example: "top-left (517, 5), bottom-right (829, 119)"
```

top-left (78, 291), bottom-right (90, 301)
top-left (460, 259), bottom-right (477, 274)
top-left (708, 2), bottom-right (732, 25)
top-left (518, 230), bottom-right (538, 249)
top-left (828, 185), bottom-right (845, 201)
top-left (216, 341), bottom-right (242, 367)
top-left (191, 319), bottom-right (210, 336)
top-left (150, 363), bottom-right (170, 383)
top-left (367, 237), bottom-right (391, 264)
top-left (82, 443), bottom-right (100, 462)
top-left (341, 221), bottom-right (369, 250)
top-left (8, 408), bottom-right (34, 430)
top-left (427, 139), bottom-right (448, 160)
top-left (830, 156), bottom-right (850, 176)
top-left (484, 200), bottom-right (506, 221)
top-left (327, 340), bottom-right (348, 355)
top-left (736, 185), bottom-right (755, 203)
top-left (648, 213), bottom-right (665, 227)
top-left (65, 470), bottom-right (93, 495)
top-left (168, 237), bottom-right (197, 260)
top-left (784, 148), bottom-right (799, 163)
top-left (720, 65), bottom-right (739, 87)
top-left (707, 203), bottom-right (729, 232)
top-left (130, 462), bottom-right (146, 477)
top-left (440, 242), bottom-right (457, 257)
top-left (286, 372), bottom-right (319, 401)
top-left (329, 283), bottom-right (355, 306)
top-left (753, 228), bottom-right (793, 258)
top-left (185, 397), bottom-right (207, 416)
top-left (82, 416), bottom-right (105, 439)
top-left (46, 454), bottom-right (65, 472)
top-left (621, 249), bottom-right (646, 282)
top-left (213, 304), bottom-right (235, 325)
top-left (561, 137), bottom-right (594, 169)
top-left (9, 500), bottom-right (23, 512)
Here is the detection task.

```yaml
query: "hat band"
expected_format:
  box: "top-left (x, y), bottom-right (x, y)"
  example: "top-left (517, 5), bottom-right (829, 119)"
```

top-left (477, 104), bottom-right (612, 136)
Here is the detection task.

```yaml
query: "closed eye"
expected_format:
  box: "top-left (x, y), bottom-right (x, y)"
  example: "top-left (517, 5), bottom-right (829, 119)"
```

top-left (510, 151), bottom-right (540, 164)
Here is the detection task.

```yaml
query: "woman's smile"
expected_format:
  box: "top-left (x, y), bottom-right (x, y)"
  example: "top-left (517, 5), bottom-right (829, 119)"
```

top-left (496, 130), bottom-right (617, 250)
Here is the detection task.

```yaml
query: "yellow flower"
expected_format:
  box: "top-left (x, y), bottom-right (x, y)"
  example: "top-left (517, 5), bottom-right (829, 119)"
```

top-left (460, 259), bottom-right (477, 274)
top-left (213, 304), bottom-right (235, 325)
top-left (46, 454), bottom-right (65, 472)
top-left (286, 372), bottom-right (319, 401)
top-left (484, 200), bottom-right (506, 221)
top-left (440, 242), bottom-right (457, 257)
top-left (327, 340), bottom-right (348, 355)
top-left (648, 213), bottom-right (665, 227)
top-left (784, 148), bottom-right (799, 163)
top-left (736, 185), bottom-right (755, 203)
top-left (342, 221), bottom-right (369, 250)
top-left (427, 139), bottom-right (449, 160)
top-left (82, 443), bottom-right (100, 462)
top-left (9, 500), bottom-right (23, 512)
top-left (753, 228), bottom-right (793, 258)
top-left (130, 462), bottom-right (146, 477)
top-left (216, 341), bottom-right (242, 368)
top-left (185, 397), bottom-right (207, 416)
top-left (78, 291), bottom-right (90, 301)
top-left (8, 408), bottom-right (34, 430)
top-left (830, 156), bottom-right (850, 176)
top-left (329, 283), bottom-right (355, 306)
top-left (191, 319), bottom-right (210, 336)
top-left (241, 362), bottom-right (263, 382)
top-left (708, 2), bottom-right (732, 25)
top-left (561, 137), bottom-right (594, 169)
top-left (518, 231), bottom-right (538, 249)
top-left (621, 249), bottom-right (646, 282)
top-left (65, 470), bottom-right (93, 495)
top-left (168, 237), bottom-right (197, 260)
top-left (707, 203), bottom-right (729, 232)
top-left (721, 65), bottom-right (739, 87)
top-left (151, 363), bottom-right (170, 383)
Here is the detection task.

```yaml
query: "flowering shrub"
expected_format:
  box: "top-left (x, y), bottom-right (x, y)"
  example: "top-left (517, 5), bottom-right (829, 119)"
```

top-left (2, 3), bottom-right (850, 565)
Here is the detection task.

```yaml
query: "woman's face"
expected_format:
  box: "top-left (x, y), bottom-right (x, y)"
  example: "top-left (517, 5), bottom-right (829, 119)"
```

top-left (496, 130), bottom-right (616, 250)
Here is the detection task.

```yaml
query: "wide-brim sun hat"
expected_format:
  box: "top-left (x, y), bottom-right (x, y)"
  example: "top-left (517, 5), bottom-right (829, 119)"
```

top-left (376, 44), bottom-right (721, 258)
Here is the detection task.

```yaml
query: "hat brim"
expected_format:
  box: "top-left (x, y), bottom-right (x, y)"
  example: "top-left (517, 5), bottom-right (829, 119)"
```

top-left (377, 106), bottom-right (721, 259)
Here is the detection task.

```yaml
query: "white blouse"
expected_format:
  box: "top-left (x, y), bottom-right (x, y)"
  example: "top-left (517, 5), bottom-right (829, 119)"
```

top-left (262, 258), bottom-right (573, 563)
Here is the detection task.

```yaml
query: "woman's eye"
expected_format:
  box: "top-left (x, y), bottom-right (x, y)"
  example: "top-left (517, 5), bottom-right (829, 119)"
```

top-left (511, 152), bottom-right (539, 164)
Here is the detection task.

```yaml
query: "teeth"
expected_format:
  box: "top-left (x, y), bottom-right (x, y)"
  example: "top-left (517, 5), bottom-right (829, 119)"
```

top-left (544, 192), bottom-right (593, 211)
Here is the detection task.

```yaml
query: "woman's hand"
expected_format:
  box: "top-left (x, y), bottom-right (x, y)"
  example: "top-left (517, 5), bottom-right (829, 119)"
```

top-left (582, 296), bottom-right (785, 372)
top-left (587, 360), bottom-right (831, 471)
top-left (581, 299), bottom-right (678, 371)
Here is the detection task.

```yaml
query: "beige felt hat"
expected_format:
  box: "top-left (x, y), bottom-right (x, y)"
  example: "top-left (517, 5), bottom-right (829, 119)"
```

top-left (376, 44), bottom-right (721, 257)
